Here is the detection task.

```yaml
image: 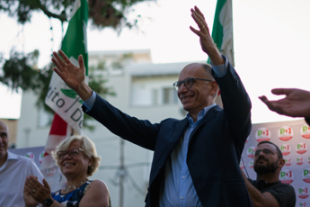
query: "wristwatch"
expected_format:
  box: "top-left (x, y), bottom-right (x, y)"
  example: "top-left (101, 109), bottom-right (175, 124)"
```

top-left (43, 198), bottom-right (54, 207)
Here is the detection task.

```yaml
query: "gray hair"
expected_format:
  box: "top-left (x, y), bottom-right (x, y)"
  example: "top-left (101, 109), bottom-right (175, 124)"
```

top-left (201, 63), bottom-right (214, 80)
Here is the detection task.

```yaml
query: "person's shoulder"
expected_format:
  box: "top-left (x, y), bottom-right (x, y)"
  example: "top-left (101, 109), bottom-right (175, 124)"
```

top-left (160, 117), bottom-right (184, 124)
top-left (275, 182), bottom-right (295, 191)
top-left (8, 151), bottom-right (30, 163)
top-left (88, 180), bottom-right (109, 193)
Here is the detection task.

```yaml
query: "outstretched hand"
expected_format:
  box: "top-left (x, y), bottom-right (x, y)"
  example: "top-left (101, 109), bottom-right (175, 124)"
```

top-left (52, 50), bottom-right (92, 100)
top-left (189, 6), bottom-right (223, 65)
top-left (259, 88), bottom-right (310, 118)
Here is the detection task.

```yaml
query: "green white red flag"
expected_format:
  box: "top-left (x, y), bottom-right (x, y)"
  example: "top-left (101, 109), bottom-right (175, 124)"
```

top-left (208, 0), bottom-right (234, 107)
top-left (41, 0), bottom-right (88, 191)
top-left (45, 0), bottom-right (89, 134)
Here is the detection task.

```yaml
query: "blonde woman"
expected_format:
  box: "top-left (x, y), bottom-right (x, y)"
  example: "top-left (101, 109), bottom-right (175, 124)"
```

top-left (24, 135), bottom-right (110, 207)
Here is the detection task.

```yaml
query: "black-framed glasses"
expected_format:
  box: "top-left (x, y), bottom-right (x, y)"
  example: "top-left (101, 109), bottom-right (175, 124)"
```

top-left (173, 77), bottom-right (213, 91)
top-left (254, 148), bottom-right (275, 156)
top-left (57, 148), bottom-right (84, 160)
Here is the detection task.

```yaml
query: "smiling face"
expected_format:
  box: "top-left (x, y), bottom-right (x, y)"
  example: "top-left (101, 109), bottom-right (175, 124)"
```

top-left (0, 121), bottom-right (8, 160)
top-left (254, 143), bottom-right (282, 175)
top-left (59, 140), bottom-right (91, 178)
top-left (178, 63), bottom-right (217, 116)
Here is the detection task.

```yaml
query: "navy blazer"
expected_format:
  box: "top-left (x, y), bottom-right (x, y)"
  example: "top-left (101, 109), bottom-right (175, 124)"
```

top-left (83, 60), bottom-right (253, 207)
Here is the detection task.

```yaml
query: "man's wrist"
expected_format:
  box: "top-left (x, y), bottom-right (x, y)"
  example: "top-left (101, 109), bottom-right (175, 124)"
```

top-left (76, 82), bottom-right (93, 101)
top-left (207, 47), bottom-right (224, 65)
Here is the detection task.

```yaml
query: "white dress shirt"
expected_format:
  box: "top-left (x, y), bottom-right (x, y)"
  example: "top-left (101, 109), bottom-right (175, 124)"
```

top-left (0, 151), bottom-right (44, 207)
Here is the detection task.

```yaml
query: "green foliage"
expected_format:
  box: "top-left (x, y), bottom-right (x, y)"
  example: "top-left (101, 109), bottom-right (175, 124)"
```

top-left (0, 49), bottom-right (43, 93)
top-left (0, 0), bottom-right (150, 129)
top-left (0, 0), bottom-right (153, 30)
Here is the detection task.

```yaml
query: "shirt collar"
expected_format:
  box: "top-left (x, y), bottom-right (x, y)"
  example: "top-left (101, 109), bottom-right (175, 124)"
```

top-left (7, 151), bottom-right (19, 160)
top-left (186, 103), bottom-right (216, 125)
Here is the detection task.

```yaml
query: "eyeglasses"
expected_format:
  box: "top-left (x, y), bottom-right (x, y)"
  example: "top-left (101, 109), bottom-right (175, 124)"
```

top-left (57, 148), bottom-right (84, 160)
top-left (254, 148), bottom-right (275, 156)
top-left (173, 77), bottom-right (213, 91)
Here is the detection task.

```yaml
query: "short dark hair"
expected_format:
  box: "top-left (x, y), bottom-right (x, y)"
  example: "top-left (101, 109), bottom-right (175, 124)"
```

top-left (257, 141), bottom-right (283, 159)
top-left (200, 63), bottom-right (214, 80)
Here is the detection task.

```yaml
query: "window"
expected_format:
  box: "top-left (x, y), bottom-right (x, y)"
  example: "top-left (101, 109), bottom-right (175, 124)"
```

top-left (163, 88), bottom-right (178, 105)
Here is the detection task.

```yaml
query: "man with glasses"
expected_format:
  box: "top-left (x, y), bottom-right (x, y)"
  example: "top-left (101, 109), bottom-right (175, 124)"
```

top-left (51, 6), bottom-right (253, 207)
top-left (242, 141), bottom-right (296, 207)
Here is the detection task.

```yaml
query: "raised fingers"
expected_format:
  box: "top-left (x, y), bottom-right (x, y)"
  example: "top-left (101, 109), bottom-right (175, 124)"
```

top-left (271, 88), bottom-right (292, 96)
top-left (78, 55), bottom-right (85, 69)
top-left (52, 52), bottom-right (66, 69)
top-left (191, 9), bottom-right (204, 28)
top-left (59, 50), bottom-right (71, 64)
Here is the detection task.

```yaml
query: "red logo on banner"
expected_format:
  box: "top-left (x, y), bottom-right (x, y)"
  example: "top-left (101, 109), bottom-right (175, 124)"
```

top-left (25, 152), bottom-right (35, 160)
top-left (280, 170), bottom-right (294, 184)
top-left (255, 128), bottom-right (271, 142)
top-left (249, 161), bottom-right (254, 169)
top-left (278, 126), bottom-right (293, 141)
top-left (39, 151), bottom-right (45, 164)
top-left (297, 157), bottom-right (304, 165)
top-left (280, 144), bottom-right (291, 156)
top-left (302, 168), bottom-right (310, 183)
top-left (46, 167), bottom-right (56, 177)
top-left (297, 143), bottom-right (307, 154)
top-left (284, 158), bottom-right (292, 166)
top-left (239, 161), bottom-right (244, 170)
top-left (301, 125), bottom-right (310, 139)
top-left (247, 147), bottom-right (256, 158)
top-left (299, 202), bottom-right (307, 207)
top-left (299, 187), bottom-right (309, 199)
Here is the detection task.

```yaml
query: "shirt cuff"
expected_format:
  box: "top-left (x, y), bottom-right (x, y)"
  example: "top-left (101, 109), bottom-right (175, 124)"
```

top-left (83, 91), bottom-right (96, 111)
top-left (211, 55), bottom-right (228, 78)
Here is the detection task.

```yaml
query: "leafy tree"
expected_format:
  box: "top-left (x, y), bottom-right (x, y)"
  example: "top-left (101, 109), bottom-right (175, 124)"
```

top-left (0, 0), bottom-right (149, 30)
top-left (0, 0), bottom-right (151, 129)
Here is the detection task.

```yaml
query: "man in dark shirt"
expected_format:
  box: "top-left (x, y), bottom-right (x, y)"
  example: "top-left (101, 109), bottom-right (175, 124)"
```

top-left (242, 141), bottom-right (296, 207)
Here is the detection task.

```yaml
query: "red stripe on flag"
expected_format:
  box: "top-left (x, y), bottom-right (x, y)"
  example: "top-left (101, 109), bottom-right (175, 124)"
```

top-left (49, 113), bottom-right (68, 136)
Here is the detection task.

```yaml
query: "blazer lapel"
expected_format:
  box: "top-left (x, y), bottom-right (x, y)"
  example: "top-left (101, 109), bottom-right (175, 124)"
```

top-left (189, 105), bottom-right (222, 143)
top-left (169, 117), bottom-right (188, 144)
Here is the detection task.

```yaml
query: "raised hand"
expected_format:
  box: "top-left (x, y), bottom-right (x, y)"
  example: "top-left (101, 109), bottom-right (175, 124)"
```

top-left (259, 88), bottom-right (310, 118)
top-left (52, 50), bottom-right (92, 100)
top-left (189, 6), bottom-right (224, 65)
top-left (24, 178), bottom-right (39, 207)
top-left (24, 176), bottom-right (53, 204)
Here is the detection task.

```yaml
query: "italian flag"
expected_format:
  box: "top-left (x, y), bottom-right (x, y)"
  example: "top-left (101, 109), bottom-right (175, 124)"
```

top-left (41, 0), bottom-right (88, 191)
top-left (45, 0), bottom-right (89, 134)
top-left (208, 0), bottom-right (234, 107)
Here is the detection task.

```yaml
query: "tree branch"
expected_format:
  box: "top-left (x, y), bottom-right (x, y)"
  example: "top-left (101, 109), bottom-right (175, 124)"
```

top-left (37, 1), bottom-right (67, 22)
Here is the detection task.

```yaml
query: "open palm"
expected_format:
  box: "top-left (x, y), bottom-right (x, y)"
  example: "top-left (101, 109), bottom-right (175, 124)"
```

top-left (259, 88), bottom-right (310, 118)
top-left (52, 50), bottom-right (85, 91)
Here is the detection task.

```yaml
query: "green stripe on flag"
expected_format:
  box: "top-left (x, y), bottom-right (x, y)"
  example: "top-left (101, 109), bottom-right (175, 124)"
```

top-left (207, 0), bottom-right (233, 65)
top-left (61, 0), bottom-right (88, 76)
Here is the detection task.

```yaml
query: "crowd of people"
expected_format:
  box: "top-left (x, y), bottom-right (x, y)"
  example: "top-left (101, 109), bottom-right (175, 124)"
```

top-left (1, 5), bottom-right (309, 207)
